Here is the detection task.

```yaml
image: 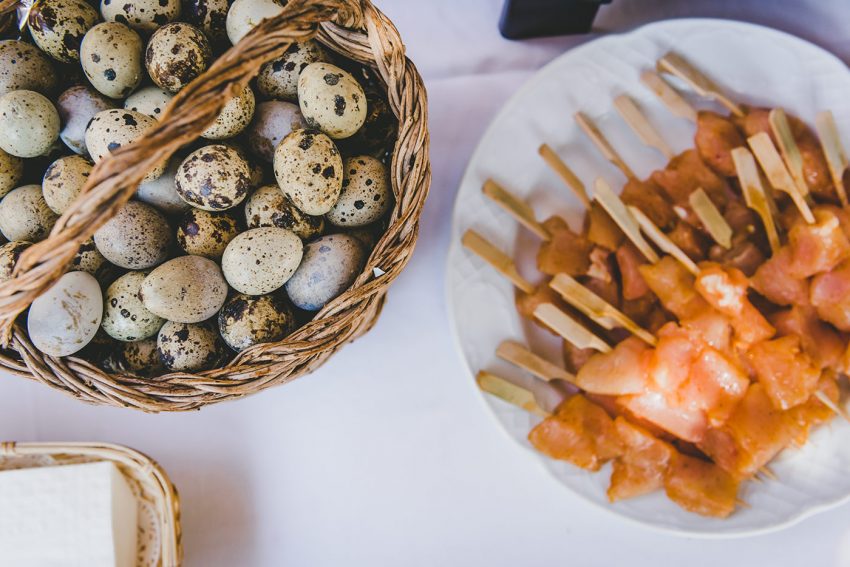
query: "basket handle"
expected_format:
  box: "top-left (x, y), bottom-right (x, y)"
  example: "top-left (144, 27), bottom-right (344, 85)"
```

top-left (0, 0), bottom-right (367, 342)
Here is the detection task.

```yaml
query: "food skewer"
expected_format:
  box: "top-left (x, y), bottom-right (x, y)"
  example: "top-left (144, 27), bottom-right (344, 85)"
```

top-left (815, 110), bottom-right (850, 207)
top-left (769, 108), bottom-right (814, 204)
top-left (575, 112), bottom-right (637, 180)
top-left (592, 178), bottom-right (659, 262)
top-left (656, 52), bottom-right (744, 117)
top-left (482, 179), bottom-right (550, 240)
top-left (534, 303), bottom-right (612, 353)
top-left (747, 132), bottom-right (815, 224)
top-left (496, 340), bottom-right (576, 383)
top-left (538, 144), bottom-right (593, 209)
top-left (476, 370), bottom-right (550, 418)
top-left (613, 94), bottom-right (675, 159)
top-left (640, 70), bottom-right (698, 123)
top-left (627, 206), bottom-right (699, 276)
top-left (731, 147), bottom-right (782, 253)
top-left (689, 188), bottom-right (733, 249)
top-left (461, 229), bottom-right (535, 294)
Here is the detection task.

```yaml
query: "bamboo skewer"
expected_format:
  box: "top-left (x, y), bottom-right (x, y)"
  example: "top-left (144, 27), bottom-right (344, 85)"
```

top-left (614, 94), bottom-right (675, 159)
top-left (689, 189), bottom-right (733, 249)
top-left (476, 370), bottom-right (550, 418)
top-left (593, 178), bottom-right (660, 263)
top-left (657, 52), bottom-right (744, 117)
top-left (640, 70), bottom-right (698, 123)
top-left (769, 108), bottom-right (813, 203)
top-left (538, 144), bottom-right (593, 209)
top-left (496, 340), bottom-right (575, 383)
top-left (482, 179), bottom-right (550, 240)
top-left (534, 303), bottom-right (612, 353)
top-left (732, 147), bottom-right (782, 253)
top-left (815, 110), bottom-right (850, 207)
top-left (628, 205), bottom-right (699, 276)
top-left (461, 229), bottom-right (535, 294)
top-left (747, 132), bottom-right (815, 224)
top-left (575, 112), bottom-right (637, 180)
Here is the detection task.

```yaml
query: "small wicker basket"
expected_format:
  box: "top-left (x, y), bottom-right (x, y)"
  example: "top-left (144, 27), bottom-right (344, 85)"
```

top-left (0, 441), bottom-right (181, 566)
top-left (0, 0), bottom-right (431, 411)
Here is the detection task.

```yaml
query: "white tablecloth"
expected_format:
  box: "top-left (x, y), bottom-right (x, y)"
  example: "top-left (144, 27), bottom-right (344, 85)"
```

top-left (3, 1), bottom-right (850, 565)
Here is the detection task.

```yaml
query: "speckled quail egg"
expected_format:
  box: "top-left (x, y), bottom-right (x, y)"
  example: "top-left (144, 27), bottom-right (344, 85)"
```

top-left (93, 200), bottom-right (171, 269)
top-left (101, 0), bottom-right (181, 32)
top-left (42, 155), bottom-right (93, 214)
top-left (257, 40), bottom-right (328, 102)
top-left (124, 86), bottom-right (173, 120)
top-left (202, 86), bottom-right (255, 140)
top-left (134, 157), bottom-right (190, 215)
top-left (28, 271), bottom-right (103, 357)
top-left (273, 128), bottom-right (342, 215)
top-left (244, 184), bottom-right (324, 239)
top-left (0, 240), bottom-right (31, 282)
top-left (140, 255), bottom-right (228, 323)
top-left (0, 40), bottom-right (57, 96)
top-left (0, 148), bottom-right (22, 198)
top-left (225, 141), bottom-right (265, 186)
top-left (71, 237), bottom-right (110, 279)
top-left (246, 101), bottom-right (307, 162)
top-left (85, 108), bottom-right (166, 181)
top-left (28, 0), bottom-right (100, 63)
top-left (121, 337), bottom-right (163, 374)
top-left (157, 320), bottom-right (226, 372)
top-left (225, 0), bottom-right (285, 45)
top-left (80, 22), bottom-right (143, 99)
top-left (57, 85), bottom-right (115, 155)
top-left (221, 227), bottom-right (303, 295)
top-left (327, 155), bottom-right (391, 227)
top-left (145, 22), bottom-right (211, 93)
top-left (0, 91), bottom-right (60, 158)
top-left (218, 292), bottom-right (295, 351)
top-left (285, 233), bottom-right (366, 311)
top-left (176, 209), bottom-right (239, 259)
top-left (175, 144), bottom-right (252, 211)
top-left (102, 271), bottom-right (165, 341)
top-left (183, 0), bottom-right (229, 43)
top-left (346, 222), bottom-right (383, 250)
top-left (0, 185), bottom-right (58, 242)
top-left (298, 63), bottom-right (366, 139)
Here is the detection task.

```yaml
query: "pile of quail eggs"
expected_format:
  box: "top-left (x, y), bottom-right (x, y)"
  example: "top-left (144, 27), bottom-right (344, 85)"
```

top-left (0, 0), bottom-right (397, 374)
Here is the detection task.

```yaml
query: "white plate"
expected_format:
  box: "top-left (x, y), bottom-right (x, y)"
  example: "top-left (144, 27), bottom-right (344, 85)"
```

top-left (446, 18), bottom-right (850, 537)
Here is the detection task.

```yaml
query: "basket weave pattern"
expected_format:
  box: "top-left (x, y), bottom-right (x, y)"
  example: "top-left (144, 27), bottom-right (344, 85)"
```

top-left (0, 0), bottom-right (431, 411)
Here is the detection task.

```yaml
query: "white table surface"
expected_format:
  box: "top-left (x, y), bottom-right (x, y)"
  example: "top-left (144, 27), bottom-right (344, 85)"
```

top-left (3, 1), bottom-right (850, 565)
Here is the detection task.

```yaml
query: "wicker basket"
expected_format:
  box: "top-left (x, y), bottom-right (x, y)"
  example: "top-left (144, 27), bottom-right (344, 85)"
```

top-left (0, 0), bottom-right (431, 411)
top-left (0, 441), bottom-right (181, 566)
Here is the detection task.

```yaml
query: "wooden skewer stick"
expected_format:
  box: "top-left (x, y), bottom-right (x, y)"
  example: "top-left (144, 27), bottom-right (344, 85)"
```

top-left (731, 147), bottom-right (782, 254)
top-left (689, 188), bottom-right (733, 249)
top-left (496, 340), bottom-right (576, 383)
top-left (593, 178), bottom-right (659, 263)
top-left (482, 179), bottom-right (550, 240)
top-left (656, 52), bottom-right (744, 117)
top-left (747, 132), bottom-right (815, 224)
top-left (534, 303), bottom-right (612, 353)
top-left (550, 273), bottom-right (657, 346)
top-left (640, 70), bottom-right (698, 123)
top-left (538, 144), bottom-right (593, 209)
top-left (614, 94), bottom-right (675, 159)
top-left (769, 108), bottom-right (812, 203)
top-left (815, 110), bottom-right (850, 207)
top-left (575, 112), bottom-right (637, 180)
top-left (814, 390), bottom-right (850, 424)
top-left (628, 205), bottom-right (699, 276)
top-left (461, 229), bottom-right (535, 294)
top-left (476, 371), bottom-right (550, 418)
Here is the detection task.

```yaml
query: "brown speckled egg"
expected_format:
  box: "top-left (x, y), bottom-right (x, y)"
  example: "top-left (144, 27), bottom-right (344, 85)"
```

top-left (93, 200), bottom-right (172, 269)
top-left (140, 255), bottom-right (228, 322)
top-left (273, 128), bottom-right (342, 216)
top-left (0, 91), bottom-right (60, 158)
top-left (175, 144), bottom-right (252, 211)
top-left (0, 240), bottom-right (31, 282)
top-left (42, 155), bottom-right (93, 214)
top-left (80, 22), bottom-right (143, 99)
top-left (246, 101), bottom-right (307, 163)
top-left (221, 227), bottom-right (302, 295)
top-left (71, 237), bottom-right (110, 280)
top-left (202, 86), bottom-right (255, 140)
top-left (145, 22), bottom-right (211, 93)
top-left (135, 157), bottom-right (190, 215)
top-left (0, 40), bottom-right (57, 96)
top-left (257, 40), bottom-right (328, 102)
top-left (157, 320), bottom-right (226, 372)
top-left (85, 108), bottom-right (165, 181)
top-left (298, 62), bottom-right (366, 139)
top-left (327, 155), bottom-right (391, 227)
top-left (176, 208), bottom-right (240, 259)
top-left (285, 233), bottom-right (366, 311)
top-left (0, 185), bottom-right (58, 242)
top-left (121, 337), bottom-right (163, 374)
top-left (101, 0), bottom-right (181, 32)
top-left (0, 148), bottom-right (23, 198)
top-left (102, 271), bottom-right (165, 341)
top-left (218, 292), bottom-right (295, 351)
top-left (183, 0), bottom-right (229, 43)
top-left (124, 86), bottom-right (173, 120)
top-left (29, 0), bottom-right (100, 63)
top-left (244, 184), bottom-right (324, 240)
top-left (225, 0), bottom-right (285, 45)
top-left (57, 85), bottom-right (115, 155)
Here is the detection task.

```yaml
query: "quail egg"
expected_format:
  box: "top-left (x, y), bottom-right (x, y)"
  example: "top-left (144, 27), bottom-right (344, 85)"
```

top-left (124, 85), bottom-right (173, 120)
top-left (326, 155), bottom-right (391, 227)
top-left (102, 271), bottom-right (165, 341)
top-left (134, 157), bottom-right (190, 215)
top-left (121, 337), bottom-right (163, 374)
top-left (145, 22), bottom-right (211, 93)
top-left (57, 85), bottom-right (115, 155)
top-left (0, 90), bottom-right (60, 158)
top-left (71, 237), bottom-right (110, 279)
top-left (257, 40), bottom-right (328, 102)
top-left (0, 148), bottom-right (22, 198)
top-left (0, 40), bottom-right (57, 96)
top-left (221, 227), bottom-right (302, 295)
top-left (246, 101), bottom-right (307, 162)
top-left (28, 0), bottom-right (100, 63)
top-left (225, 0), bottom-right (285, 45)
top-left (218, 292), bottom-right (295, 351)
top-left (157, 320), bottom-right (226, 372)
top-left (0, 240), bottom-right (31, 282)
top-left (42, 155), bottom-right (93, 214)
top-left (85, 108), bottom-right (166, 181)
top-left (0, 185), bottom-right (58, 242)
top-left (183, 0), bottom-right (228, 43)
top-left (28, 271), bottom-right (103, 357)
top-left (244, 184), bottom-right (324, 239)
top-left (101, 0), bottom-right (181, 32)
top-left (285, 233), bottom-right (366, 311)
top-left (175, 144), bottom-right (252, 210)
top-left (140, 255), bottom-right (228, 323)
top-left (202, 86), bottom-right (255, 140)
top-left (80, 22), bottom-right (144, 99)
top-left (176, 208), bottom-right (240, 259)
top-left (273, 128), bottom-right (342, 215)
top-left (298, 62), bottom-right (366, 139)
top-left (93, 200), bottom-right (171, 269)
